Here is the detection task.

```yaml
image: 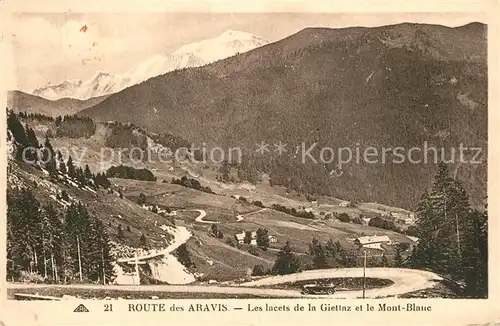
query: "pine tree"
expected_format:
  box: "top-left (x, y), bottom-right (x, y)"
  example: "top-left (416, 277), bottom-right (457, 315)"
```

top-left (337, 247), bottom-right (357, 267)
top-left (411, 162), bottom-right (477, 284)
top-left (58, 155), bottom-right (67, 175)
top-left (24, 126), bottom-right (39, 163)
top-left (380, 253), bottom-right (390, 267)
top-left (272, 240), bottom-right (301, 275)
top-left (256, 228), bottom-right (270, 250)
top-left (84, 165), bottom-right (92, 181)
top-left (117, 225), bottom-right (125, 241)
top-left (174, 243), bottom-right (194, 268)
top-left (251, 264), bottom-right (266, 276)
top-left (394, 244), bottom-right (404, 267)
top-left (67, 156), bottom-right (76, 178)
top-left (7, 111), bottom-right (28, 146)
top-left (244, 231), bottom-right (252, 244)
top-left (309, 238), bottom-right (329, 269)
top-left (219, 160), bottom-right (231, 182)
top-left (39, 203), bottom-right (63, 280)
top-left (7, 111), bottom-right (29, 160)
top-left (325, 239), bottom-right (341, 259)
top-left (137, 192), bottom-right (147, 205)
top-left (7, 188), bottom-right (40, 278)
top-left (461, 207), bottom-right (488, 297)
top-left (26, 126), bottom-right (39, 148)
top-left (75, 167), bottom-right (85, 186)
top-left (42, 136), bottom-right (57, 176)
top-left (140, 233), bottom-right (147, 247)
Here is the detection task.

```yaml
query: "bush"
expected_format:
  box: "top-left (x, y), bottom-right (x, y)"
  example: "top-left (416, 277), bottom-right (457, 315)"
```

top-left (352, 215), bottom-right (363, 224)
top-left (171, 176), bottom-right (213, 194)
top-left (19, 271), bottom-right (44, 284)
top-left (248, 247), bottom-right (260, 256)
top-left (174, 244), bottom-right (195, 268)
top-left (399, 242), bottom-right (411, 251)
top-left (252, 200), bottom-right (264, 208)
top-left (137, 193), bottom-right (147, 205)
top-left (225, 237), bottom-right (236, 247)
top-left (271, 204), bottom-right (315, 219)
top-left (405, 225), bottom-right (418, 237)
top-left (106, 165), bottom-right (156, 181)
top-left (251, 264), bottom-right (266, 276)
top-left (368, 216), bottom-right (399, 232)
top-left (336, 213), bottom-right (351, 223)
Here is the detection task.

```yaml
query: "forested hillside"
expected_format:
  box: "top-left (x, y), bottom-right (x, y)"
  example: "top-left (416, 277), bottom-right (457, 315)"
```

top-left (81, 23), bottom-right (487, 209)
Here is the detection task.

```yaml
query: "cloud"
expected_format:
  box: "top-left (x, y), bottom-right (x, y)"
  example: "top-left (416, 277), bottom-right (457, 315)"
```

top-left (10, 16), bottom-right (127, 89)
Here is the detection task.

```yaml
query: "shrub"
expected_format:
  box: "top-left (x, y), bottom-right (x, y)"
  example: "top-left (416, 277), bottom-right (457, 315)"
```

top-left (106, 165), bottom-right (156, 181)
top-left (174, 244), bottom-right (195, 268)
top-left (252, 200), bottom-right (264, 208)
top-left (248, 247), bottom-right (260, 256)
top-left (271, 204), bottom-right (315, 219)
top-left (368, 216), bottom-right (399, 232)
top-left (171, 176), bottom-right (213, 194)
top-left (137, 192), bottom-right (147, 205)
top-left (19, 271), bottom-right (44, 284)
top-left (405, 225), bottom-right (418, 237)
top-left (251, 264), bottom-right (266, 276)
top-left (336, 213), bottom-right (351, 223)
top-left (352, 215), bottom-right (363, 224)
top-left (225, 237), bottom-right (236, 247)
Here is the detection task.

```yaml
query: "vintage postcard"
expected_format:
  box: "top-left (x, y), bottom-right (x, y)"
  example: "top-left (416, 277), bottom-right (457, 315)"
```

top-left (0, 1), bottom-right (499, 325)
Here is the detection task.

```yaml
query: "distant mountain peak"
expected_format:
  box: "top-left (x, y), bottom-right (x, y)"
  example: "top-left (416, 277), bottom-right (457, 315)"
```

top-left (30, 30), bottom-right (269, 100)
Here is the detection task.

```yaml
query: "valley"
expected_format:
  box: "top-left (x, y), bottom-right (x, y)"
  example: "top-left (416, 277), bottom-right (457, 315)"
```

top-left (5, 21), bottom-right (488, 300)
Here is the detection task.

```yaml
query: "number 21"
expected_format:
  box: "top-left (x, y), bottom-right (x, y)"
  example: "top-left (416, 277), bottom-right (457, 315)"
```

top-left (104, 304), bottom-right (113, 312)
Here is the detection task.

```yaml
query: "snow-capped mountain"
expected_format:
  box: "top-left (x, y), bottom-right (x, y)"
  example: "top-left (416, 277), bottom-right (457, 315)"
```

top-left (126, 30), bottom-right (269, 84)
top-left (33, 80), bottom-right (83, 100)
top-left (33, 72), bottom-right (129, 101)
top-left (32, 30), bottom-right (269, 100)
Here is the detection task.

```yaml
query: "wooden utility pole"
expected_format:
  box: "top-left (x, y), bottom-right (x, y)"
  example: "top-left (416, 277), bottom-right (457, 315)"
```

top-left (101, 247), bottom-right (106, 285)
top-left (76, 235), bottom-right (83, 282)
top-left (362, 251), bottom-right (367, 299)
top-left (455, 213), bottom-right (461, 258)
top-left (127, 252), bottom-right (147, 285)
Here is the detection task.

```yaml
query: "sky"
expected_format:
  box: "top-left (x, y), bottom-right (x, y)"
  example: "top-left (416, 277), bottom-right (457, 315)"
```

top-left (3, 12), bottom-right (486, 92)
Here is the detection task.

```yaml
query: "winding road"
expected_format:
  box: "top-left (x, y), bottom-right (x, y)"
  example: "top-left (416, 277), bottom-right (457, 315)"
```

top-left (176, 208), bottom-right (266, 224)
top-left (239, 267), bottom-right (443, 298)
top-left (117, 226), bottom-right (191, 263)
top-left (8, 268), bottom-right (444, 299)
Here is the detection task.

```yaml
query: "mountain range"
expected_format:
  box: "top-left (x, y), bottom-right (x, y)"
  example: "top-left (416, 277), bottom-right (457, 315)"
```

top-left (79, 22), bottom-right (488, 209)
top-left (31, 30), bottom-right (269, 100)
top-left (7, 90), bottom-right (110, 117)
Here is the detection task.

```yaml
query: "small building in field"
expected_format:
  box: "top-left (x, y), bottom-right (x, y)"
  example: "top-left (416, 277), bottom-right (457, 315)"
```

top-left (354, 235), bottom-right (392, 250)
top-left (234, 232), bottom-right (245, 244)
top-left (338, 201), bottom-right (351, 207)
top-left (269, 235), bottom-right (278, 243)
top-left (234, 231), bottom-right (257, 244)
top-left (235, 231), bottom-right (276, 245)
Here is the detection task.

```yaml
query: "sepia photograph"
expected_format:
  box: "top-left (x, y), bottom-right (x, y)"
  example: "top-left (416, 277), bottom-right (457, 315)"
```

top-left (0, 2), bottom-right (497, 325)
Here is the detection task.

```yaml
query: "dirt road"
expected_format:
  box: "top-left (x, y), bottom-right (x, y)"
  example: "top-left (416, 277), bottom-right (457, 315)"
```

top-left (8, 268), bottom-right (443, 299)
top-left (240, 267), bottom-right (443, 298)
